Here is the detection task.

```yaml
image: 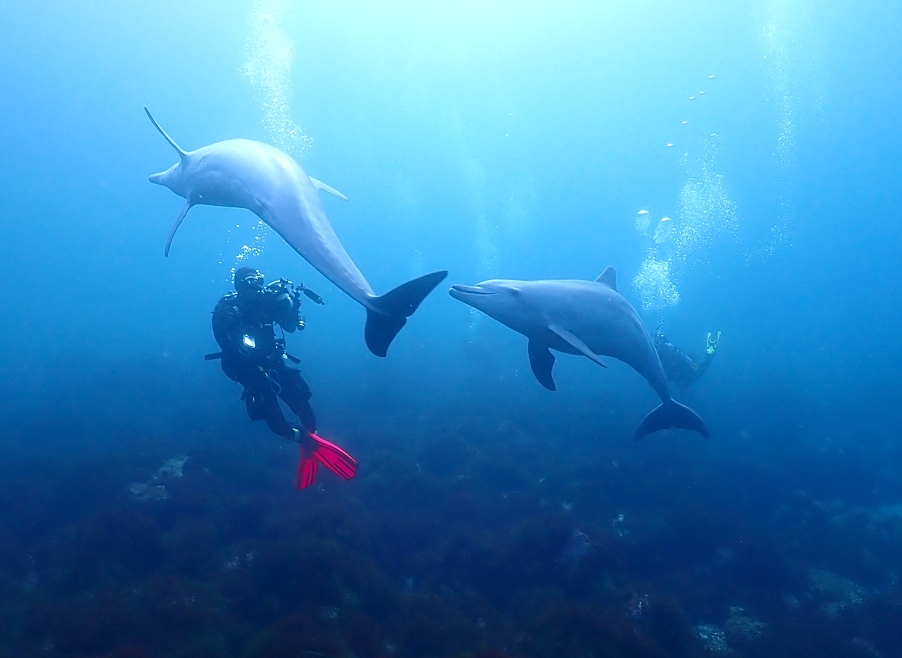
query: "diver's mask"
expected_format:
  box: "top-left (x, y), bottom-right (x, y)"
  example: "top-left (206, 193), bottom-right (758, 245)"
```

top-left (235, 270), bottom-right (265, 295)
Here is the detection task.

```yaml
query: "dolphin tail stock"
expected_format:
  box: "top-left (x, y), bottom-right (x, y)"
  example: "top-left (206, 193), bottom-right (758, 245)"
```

top-left (296, 431), bottom-right (358, 489)
top-left (634, 399), bottom-right (710, 440)
top-left (364, 270), bottom-right (448, 357)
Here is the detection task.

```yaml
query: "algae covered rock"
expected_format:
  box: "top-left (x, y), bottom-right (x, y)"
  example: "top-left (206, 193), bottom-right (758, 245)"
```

top-left (723, 607), bottom-right (769, 650)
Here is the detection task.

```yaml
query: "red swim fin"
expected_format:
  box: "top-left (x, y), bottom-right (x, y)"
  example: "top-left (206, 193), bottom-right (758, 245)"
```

top-left (310, 433), bottom-right (358, 481)
top-left (294, 432), bottom-right (357, 489)
top-left (296, 445), bottom-right (320, 489)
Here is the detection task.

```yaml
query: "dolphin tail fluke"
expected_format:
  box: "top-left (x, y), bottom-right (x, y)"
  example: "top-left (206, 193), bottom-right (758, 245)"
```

top-left (365, 270), bottom-right (448, 357)
top-left (635, 400), bottom-right (710, 440)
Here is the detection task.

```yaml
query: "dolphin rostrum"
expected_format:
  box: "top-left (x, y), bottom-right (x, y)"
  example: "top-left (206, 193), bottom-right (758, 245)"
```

top-left (144, 108), bottom-right (447, 357)
top-left (449, 267), bottom-right (709, 439)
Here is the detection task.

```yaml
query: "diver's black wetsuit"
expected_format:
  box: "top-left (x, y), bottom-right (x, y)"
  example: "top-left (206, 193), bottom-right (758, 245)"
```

top-left (212, 279), bottom-right (316, 437)
top-left (653, 334), bottom-right (713, 391)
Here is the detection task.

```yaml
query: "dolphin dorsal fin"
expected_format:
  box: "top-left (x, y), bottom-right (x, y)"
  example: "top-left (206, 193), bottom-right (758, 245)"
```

top-left (595, 266), bottom-right (617, 291)
top-left (144, 107), bottom-right (187, 158)
top-left (309, 177), bottom-right (349, 202)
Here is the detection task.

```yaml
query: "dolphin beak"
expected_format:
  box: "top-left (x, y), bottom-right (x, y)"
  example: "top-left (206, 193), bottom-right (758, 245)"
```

top-left (148, 171), bottom-right (165, 185)
top-left (449, 284), bottom-right (494, 302)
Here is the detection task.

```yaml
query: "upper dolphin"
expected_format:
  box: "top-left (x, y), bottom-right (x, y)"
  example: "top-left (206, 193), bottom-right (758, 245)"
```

top-left (144, 108), bottom-right (446, 357)
top-left (449, 267), bottom-right (709, 440)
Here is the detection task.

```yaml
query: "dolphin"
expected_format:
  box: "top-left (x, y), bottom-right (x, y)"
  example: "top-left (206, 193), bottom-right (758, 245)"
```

top-left (144, 108), bottom-right (447, 357)
top-left (449, 267), bottom-right (710, 440)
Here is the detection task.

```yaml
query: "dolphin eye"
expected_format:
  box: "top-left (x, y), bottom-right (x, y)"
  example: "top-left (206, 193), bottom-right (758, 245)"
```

top-left (510, 288), bottom-right (522, 297)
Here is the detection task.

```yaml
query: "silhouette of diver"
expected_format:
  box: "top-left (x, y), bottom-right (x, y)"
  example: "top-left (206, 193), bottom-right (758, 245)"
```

top-left (653, 331), bottom-right (720, 393)
top-left (208, 267), bottom-right (356, 488)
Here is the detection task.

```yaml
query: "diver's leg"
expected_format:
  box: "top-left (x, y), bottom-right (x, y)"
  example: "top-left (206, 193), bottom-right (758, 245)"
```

top-left (243, 377), bottom-right (293, 438)
top-left (275, 367), bottom-right (356, 486)
top-left (220, 353), bottom-right (245, 383)
top-left (278, 367), bottom-right (317, 433)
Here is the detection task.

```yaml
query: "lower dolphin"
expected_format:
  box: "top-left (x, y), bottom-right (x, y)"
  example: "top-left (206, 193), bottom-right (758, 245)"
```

top-left (449, 267), bottom-right (709, 439)
top-left (144, 108), bottom-right (446, 357)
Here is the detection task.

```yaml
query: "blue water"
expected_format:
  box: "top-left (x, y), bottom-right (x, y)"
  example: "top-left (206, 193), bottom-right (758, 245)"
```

top-left (2, 1), bottom-right (901, 656)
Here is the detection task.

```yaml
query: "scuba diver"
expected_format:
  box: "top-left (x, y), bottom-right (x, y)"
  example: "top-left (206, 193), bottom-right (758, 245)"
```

top-left (208, 266), bottom-right (357, 489)
top-left (653, 331), bottom-right (721, 393)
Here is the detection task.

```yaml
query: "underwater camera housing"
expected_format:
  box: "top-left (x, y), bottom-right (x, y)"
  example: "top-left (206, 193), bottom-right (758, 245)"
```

top-left (266, 278), bottom-right (323, 331)
top-left (267, 278), bottom-right (324, 307)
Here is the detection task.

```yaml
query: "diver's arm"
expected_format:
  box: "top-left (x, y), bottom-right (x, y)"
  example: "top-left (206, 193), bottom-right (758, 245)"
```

top-left (211, 296), bottom-right (244, 352)
top-left (266, 281), bottom-right (304, 333)
top-left (692, 352), bottom-right (714, 381)
top-left (690, 331), bottom-right (720, 383)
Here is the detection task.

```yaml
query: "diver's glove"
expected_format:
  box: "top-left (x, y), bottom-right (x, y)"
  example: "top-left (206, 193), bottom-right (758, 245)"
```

top-left (267, 279), bottom-right (300, 314)
top-left (706, 331), bottom-right (721, 355)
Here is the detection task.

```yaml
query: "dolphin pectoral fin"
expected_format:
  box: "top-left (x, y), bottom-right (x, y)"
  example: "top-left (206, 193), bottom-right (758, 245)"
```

top-left (594, 266), bottom-right (617, 291)
top-left (309, 177), bottom-right (349, 202)
top-left (144, 107), bottom-right (187, 158)
top-left (527, 341), bottom-right (556, 391)
top-left (365, 270), bottom-right (448, 356)
top-left (164, 202), bottom-right (192, 257)
top-left (550, 326), bottom-right (607, 368)
top-left (635, 400), bottom-right (710, 440)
